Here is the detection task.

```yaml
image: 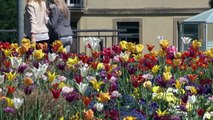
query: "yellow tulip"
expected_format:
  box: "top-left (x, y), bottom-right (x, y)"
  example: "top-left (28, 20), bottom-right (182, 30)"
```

top-left (33, 49), bottom-right (45, 59)
top-left (47, 71), bottom-right (57, 83)
top-left (173, 59), bottom-right (182, 66)
top-left (152, 86), bottom-right (161, 93)
top-left (97, 63), bottom-right (104, 70)
top-left (151, 65), bottom-right (160, 73)
top-left (163, 72), bottom-right (172, 81)
top-left (156, 109), bottom-right (167, 117)
top-left (10, 43), bottom-right (18, 50)
top-left (90, 79), bottom-right (104, 92)
top-left (174, 80), bottom-right (181, 89)
top-left (133, 54), bottom-right (143, 61)
top-left (5, 97), bottom-right (14, 108)
top-left (67, 56), bottom-right (79, 67)
top-left (190, 86), bottom-right (197, 95)
top-left (2, 49), bottom-right (12, 57)
top-left (135, 44), bottom-right (144, 53)
top-left (192, 40), bottom-right (201, 49)
top-left (58, 82), bottom-right (66, 89)
top-left (119, 41), bottom-right (127, 50)
top-left (159, 40), bottom-right (169, 50)
top-left (204, 49), bottom-right (213, 58)
top-left (164, 66), bottom-right (171, 73)
top-left (97, 92), bottom-right (110, 103)
top-left (123, 116), bottom-right (137, 120)
top-left (4, 71), bottom-right (16, 81)
top-left (57, 45), bottom-right (66, 53)
top-left (126, 42), bottom-right (135, 52)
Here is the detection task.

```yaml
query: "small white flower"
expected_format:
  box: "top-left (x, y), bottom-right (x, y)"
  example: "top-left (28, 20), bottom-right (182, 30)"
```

top-left (0, 88), bottom-right (2, 93)
top-left (42, 75), bottom-right (47, 82)
top-left (12, 98), bottom-right (24, 109)
top-left (62, 86), bottom-right (74, 93)
top-left (76, 82), bottom-right (88, 95)
top-left (10, 57), bottom-right (22, 69)
top-left (83, 37), bottom-right (101, 51)
top-left (181, 37), bottom-right (192, 44)
top-left (48, 53), bottom-right (58, 62)
top-left (188, 95), bottom-right (196, 104)
top-left (157, 35), bottom-right (164, 40)
top-left (142, 74), bottom-right (153, 79)
top-left (0, 75), bottom-right (4, 84)
top-left (94, 103), bottom-right (104, 112)
top-left (111, 91), bottom-right (121, 98)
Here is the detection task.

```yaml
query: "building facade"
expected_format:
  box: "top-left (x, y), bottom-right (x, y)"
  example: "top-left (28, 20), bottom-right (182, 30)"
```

top-left (67, 0), bottom-right (210, 53)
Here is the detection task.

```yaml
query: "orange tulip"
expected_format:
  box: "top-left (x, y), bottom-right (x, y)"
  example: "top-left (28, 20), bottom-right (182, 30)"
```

top-left (84, 109), bottom-right (94, 120)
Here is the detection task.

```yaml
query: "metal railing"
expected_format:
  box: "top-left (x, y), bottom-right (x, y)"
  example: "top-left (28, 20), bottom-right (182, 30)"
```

top-left (0, 29), bottom-right (137, 54)
top-left (72, 29), bottom-right (130, 53)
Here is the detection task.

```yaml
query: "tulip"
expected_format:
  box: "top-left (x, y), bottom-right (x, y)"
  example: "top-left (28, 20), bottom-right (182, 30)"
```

top-left (151, 65), bottom-right (160, 73)
top-left (181, 37), bottom-right (192, 44)
top-left (7, 85), bottom-right (16, 95)
top-left (111, 91), bottom-right (121, 98)
top-left (2, 49), bottom-right (12, 57)
top-left (18, 63), bottom-right (28, 73)
top-left (143, 81), bottom-right (152, 88)
top-left (48, 52), bottom-right (58, 62)
top-left (123, 116), bottom-right (137, 120)
top-left (84, 109), bottom-right (94, 120)
top-left (10, 57), bottom-right (22, 69)
top-left (159, 40), bottom-right (169, 50)
top-left (82, 96), bottom-right (91, 107)
top-left (135, 44), bottom-right (144, 53)
top-left (90, 79), bottom-right (104, 92)
top-left (0, 75), bottom-right (4, 84)
top-left (97, 92), bottom-right (110, 103)
top-left (50, 88), bottom-right (62, 99)
top-left (62, 86), bottom-right (73, 94)
top-left (156, 109), bottom-right (167, 117)
top-left (76, 82), bottom-right (88, 95)
top-left (94, 103), bottom-right (104, 112)
top-left (119, 41), bottom-right (127, 50)
top-left (5, 97), bottom-right (14, 107)
top-left (163, 72), bottom-right (172, 81)
top-left (192, 40), bottom-right (201, 50)
top-left (47, 71), bottom-right (57, 83)
top-left (24, 77), bottom-right (33, 86)
top-left (12, 97), bottom-right (24, 109)
top-left (66, 56), bottom-right (78, 67)
top-left (33, 49), bottom-right (45, 59)
top-left (4, 71), bottom-right (16, 81)
top-left (79, 64), bottom-right (89, 77)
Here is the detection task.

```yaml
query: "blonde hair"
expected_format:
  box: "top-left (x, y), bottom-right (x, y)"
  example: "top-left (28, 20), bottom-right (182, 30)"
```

top-left (53, 0), bottom-right (70, 19)
top-left (26, 0), bottom-right (43, 7)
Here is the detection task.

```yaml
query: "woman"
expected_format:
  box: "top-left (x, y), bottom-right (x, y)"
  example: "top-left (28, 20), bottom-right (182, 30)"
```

top-left (24, 0), bottom-right (49, 44)
top-left (48, 0), bottom-right (73, 53)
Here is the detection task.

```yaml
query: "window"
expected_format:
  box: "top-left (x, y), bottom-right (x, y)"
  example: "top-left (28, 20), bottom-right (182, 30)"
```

top-left (117, 22), bottom-right (139, 44)
top-left (66, 0), bottom-right (82, 7)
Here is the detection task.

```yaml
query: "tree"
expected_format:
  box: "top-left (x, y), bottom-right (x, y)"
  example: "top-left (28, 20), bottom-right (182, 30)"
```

top-left (0, 0), bottom-right (17, 42)
top-left (209, 0), bottom-right (213, 8)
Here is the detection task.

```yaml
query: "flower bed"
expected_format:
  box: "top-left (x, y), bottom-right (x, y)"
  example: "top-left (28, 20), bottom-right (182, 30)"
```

top-left (0, 38), bottom-right (212, 120)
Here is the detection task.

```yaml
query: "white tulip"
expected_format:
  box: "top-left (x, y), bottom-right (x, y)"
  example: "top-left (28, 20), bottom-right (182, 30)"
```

top-left (12, 98), bottom-right (24, 109)
top-left (188, 95), bottom-right (196, 104)
top-left (0, 75), bottom-right (4, 84)
top-left (79, 64), bottom-right (89, 77)
top-left (181, 37), bottom-right (192, 44)
top-left (94, 103), bottom-right (104, 112)
top-left (48, 53), bottom-right (58, 62)
top-left (76, 82), bottom-right (88, 95)
top-left (10, 57), bottom-right (22, 69)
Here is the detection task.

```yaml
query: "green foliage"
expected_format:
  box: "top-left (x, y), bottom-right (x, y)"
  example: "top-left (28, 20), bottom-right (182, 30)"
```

top-left (0, 0), bottom-right (17, 42)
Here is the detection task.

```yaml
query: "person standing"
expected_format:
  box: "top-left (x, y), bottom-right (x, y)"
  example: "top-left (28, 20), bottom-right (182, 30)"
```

top-left (48, 0), bottom-right (73, 53)
top-left (24, 0), bottom-right (49, 44)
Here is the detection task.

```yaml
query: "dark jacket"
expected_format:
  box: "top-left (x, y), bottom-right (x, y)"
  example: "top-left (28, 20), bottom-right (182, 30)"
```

top-left (48, 4), bottom-right (73, 41)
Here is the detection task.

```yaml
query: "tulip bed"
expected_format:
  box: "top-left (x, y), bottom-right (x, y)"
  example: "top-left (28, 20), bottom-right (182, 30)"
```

top-left (0, 38), bottom-right (213, 120)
